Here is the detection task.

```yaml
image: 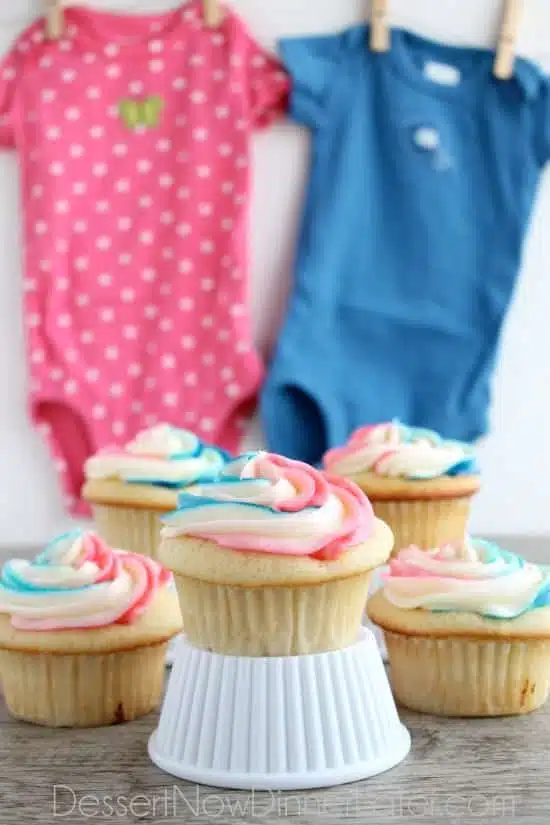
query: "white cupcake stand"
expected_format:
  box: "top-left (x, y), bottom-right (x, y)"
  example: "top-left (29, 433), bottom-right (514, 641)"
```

top-left (149, 625), bottom-right (410, 791)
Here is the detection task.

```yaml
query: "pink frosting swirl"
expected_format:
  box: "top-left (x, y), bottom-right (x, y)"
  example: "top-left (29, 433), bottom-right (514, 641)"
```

top-left (162, 451), bottom-right (375, 560)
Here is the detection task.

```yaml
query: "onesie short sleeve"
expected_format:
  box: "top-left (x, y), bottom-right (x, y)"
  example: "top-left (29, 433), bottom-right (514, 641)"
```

top-left (231, 17), bottom-right (289, 130)
top-left (0, 48), bottom-right (22, 149)
top-left (0, 21), bottom-right (41, 149)
top-left (279, 34), bottom-right (344, 128)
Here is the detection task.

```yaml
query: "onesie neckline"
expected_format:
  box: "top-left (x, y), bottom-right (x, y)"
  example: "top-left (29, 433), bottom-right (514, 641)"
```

top-left (63, 1), bottom-right (206, 52)
top-left (388, 28), bottom-right (494, 102)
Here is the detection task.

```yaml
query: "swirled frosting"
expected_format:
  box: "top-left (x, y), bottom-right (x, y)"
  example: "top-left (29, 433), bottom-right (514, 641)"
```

top-left (84, 424), bottom-right (228, 487)
top-left (324, 422), bottom-right (477, 479)
top-left (383, 539), bottom-right (550, 618)
top-left (162, 452), bottom-right (375, 561)
top-left (0, 530), bottom-right (173, 630)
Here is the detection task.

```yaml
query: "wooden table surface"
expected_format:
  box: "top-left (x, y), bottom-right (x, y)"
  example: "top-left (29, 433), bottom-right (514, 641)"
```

top-left (1, 539), bottom-right (549, 824)
top-left (1, 684), bottom-right (548, 825)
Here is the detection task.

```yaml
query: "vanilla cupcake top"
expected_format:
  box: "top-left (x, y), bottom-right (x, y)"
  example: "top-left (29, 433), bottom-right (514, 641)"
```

top-left (382, 538), bottom-right (550, 619)
top-left (84, 424), bottom-right (228, 487)
top-left (0, 530), bottom-right (174, 631)
top-left (324, 421), bottom-right (478, 479)
top-left (162, 452), bottom-right (376, 561)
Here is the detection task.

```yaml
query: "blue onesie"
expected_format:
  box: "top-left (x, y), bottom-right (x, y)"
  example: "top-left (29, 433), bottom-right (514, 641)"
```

top-left (261, 26), bottom-right (550, 466)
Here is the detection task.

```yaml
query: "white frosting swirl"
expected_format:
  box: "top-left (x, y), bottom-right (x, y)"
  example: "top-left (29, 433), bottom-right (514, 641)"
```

top-left (324, 422), bottom-right (477, 479)
top-left (84, 424), bottom-right (227, 486)
top-left (0, 530), bottom-right (172, 630)
top-left (162, 452), bottom-right (374, 558)
top-left (383, 539), bottom-right (549, 619)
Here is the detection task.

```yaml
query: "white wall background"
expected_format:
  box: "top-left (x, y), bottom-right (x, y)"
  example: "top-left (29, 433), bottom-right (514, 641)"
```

top-left (1, 0), bottom-right (550, 546)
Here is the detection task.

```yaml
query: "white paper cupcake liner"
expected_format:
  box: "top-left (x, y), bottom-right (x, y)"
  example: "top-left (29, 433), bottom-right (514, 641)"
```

top-left (149, 629), bottom-right (410, 790)
top-left (0, 643), bottom-right (167, 727)
top-left (384, 633), bottom-right (550, 716)
top-left (91, 504), bottom-right (166, 559)
top-left (371, 497), bottom-right (471, 555)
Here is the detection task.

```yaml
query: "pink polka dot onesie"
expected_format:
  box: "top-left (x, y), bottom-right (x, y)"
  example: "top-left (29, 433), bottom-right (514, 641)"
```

top-left (0, 2), bottom-right (289, 515)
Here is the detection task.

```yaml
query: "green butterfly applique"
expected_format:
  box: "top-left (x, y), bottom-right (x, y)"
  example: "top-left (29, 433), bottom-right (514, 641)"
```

top-left (119, 96), bottom-right (164, 130)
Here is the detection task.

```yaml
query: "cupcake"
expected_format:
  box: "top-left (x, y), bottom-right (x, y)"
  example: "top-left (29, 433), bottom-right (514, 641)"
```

top-left (82, 424), bottom-right (229, 559)
top-left (159, 451), bottom-right (393, 657)
top-left (324, 422), bottom-right (480, 554)
top-left (0, 530), bottom-right (182, 727)
top-left (367, 538), bottom-right (550, 716)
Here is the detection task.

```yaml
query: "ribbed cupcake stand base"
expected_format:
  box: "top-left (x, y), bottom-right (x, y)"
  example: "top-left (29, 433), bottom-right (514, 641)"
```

top-left (149, 629), bottom-right (410, 790)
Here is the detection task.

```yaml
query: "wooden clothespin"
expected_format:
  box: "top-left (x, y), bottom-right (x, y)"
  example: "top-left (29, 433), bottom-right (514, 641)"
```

top-left (494, 0), bottom-right (524, 79)
top-left (370, 0), bottom-right (390, 53)
top-left (203, 0), bottom-right (223, 28)
top-left (44, 0), bottom-right (64, 40)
